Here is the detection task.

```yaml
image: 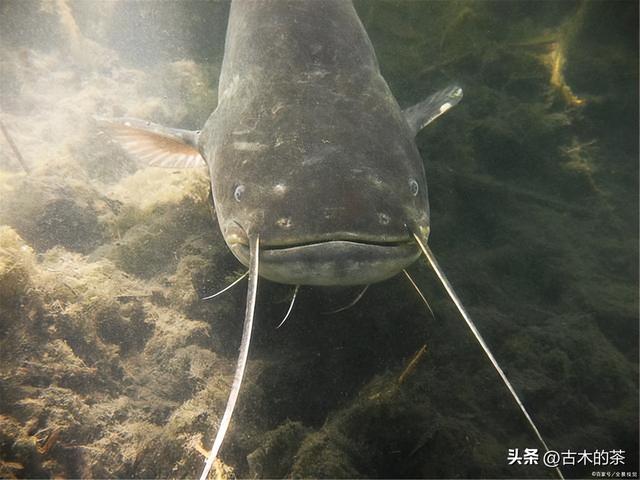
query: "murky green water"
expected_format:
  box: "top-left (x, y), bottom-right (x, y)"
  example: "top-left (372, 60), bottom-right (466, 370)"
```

top-left (0, 1), bottom-right (637, 478)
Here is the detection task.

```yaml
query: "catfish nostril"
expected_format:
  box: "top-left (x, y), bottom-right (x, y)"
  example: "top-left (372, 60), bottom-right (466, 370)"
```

top-left (378, 212), bottom-right (390, 225)
top-left (276, 217), bottom-right (293, 229)
top-left (273, 183), bottom-right (287, 195)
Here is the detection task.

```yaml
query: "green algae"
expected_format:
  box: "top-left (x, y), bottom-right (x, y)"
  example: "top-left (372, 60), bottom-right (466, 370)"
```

top-left (0, 227), bottom-right (36, 309)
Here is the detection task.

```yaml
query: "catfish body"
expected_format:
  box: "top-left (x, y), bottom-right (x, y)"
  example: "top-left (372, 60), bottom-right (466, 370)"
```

top-left (200, 0), bottom-right (429, 285)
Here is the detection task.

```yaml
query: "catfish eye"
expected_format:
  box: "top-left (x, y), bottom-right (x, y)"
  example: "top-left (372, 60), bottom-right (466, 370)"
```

top-left (409, 179), bottom-right (419, 196)
top-left (234, 185), bottom-right (245, 202)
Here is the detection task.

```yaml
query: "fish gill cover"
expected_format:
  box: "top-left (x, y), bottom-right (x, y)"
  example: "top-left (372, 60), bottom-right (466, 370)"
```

top-left (0, 1), bottom-right (637, 479)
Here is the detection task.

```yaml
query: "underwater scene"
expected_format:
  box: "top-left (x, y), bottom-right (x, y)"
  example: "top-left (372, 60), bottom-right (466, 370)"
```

top-left (0, 1), bottom-right (638, 479)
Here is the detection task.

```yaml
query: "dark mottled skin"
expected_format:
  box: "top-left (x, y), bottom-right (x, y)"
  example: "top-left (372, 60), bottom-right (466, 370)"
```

top-left (199, 0), bottom-right (429, 248)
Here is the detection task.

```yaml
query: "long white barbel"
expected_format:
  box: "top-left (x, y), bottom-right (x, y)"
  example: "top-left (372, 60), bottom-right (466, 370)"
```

top-left (412, 232), bottom-right (563, 480)
top-left (200, 235), bottom-right (259, 480)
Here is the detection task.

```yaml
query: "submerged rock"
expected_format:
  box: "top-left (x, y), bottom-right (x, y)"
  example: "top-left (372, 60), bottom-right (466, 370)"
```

top-left (0, 174), bottom-right (112, 254)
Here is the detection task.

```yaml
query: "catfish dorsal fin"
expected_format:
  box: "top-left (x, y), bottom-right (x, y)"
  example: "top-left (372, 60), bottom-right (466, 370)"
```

top-left (96, 116), bottom-right (206, 168)
top-left (411, 232), bottom-right (564, 480)
top-left (403, 85), bottom-right (463, 136)
top-left (200, 235), bottom-right (259, 480)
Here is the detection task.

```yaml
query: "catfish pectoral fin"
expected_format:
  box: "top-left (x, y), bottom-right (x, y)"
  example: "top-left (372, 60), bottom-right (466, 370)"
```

top-left (200, 235), bottom-right (259, 480)
top-left (403, 84), bottom-right (463, 135)
top-left (96, 116), bottom-right (206, 168)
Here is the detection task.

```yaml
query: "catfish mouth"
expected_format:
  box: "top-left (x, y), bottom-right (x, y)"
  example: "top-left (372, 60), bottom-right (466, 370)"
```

top-left (229, 236), bottom-right (420, 286)
top-left (256, 237), bottom-right (410, 250)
